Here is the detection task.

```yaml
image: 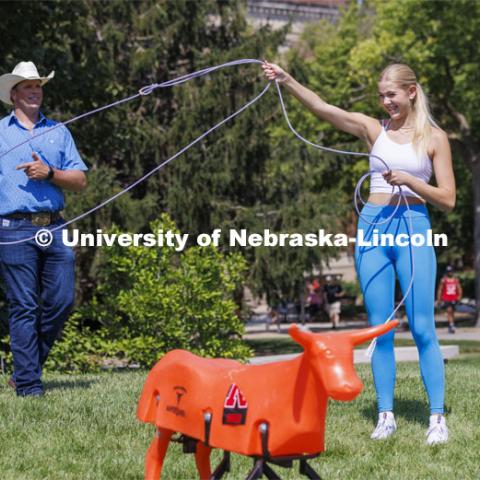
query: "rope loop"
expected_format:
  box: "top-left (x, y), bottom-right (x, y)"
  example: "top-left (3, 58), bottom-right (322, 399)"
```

top-left (139, 84), bottom-right (158, 96)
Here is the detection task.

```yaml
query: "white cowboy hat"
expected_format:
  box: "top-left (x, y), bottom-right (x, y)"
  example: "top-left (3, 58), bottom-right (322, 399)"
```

top-left (0, 61), bottom-right (54, 105)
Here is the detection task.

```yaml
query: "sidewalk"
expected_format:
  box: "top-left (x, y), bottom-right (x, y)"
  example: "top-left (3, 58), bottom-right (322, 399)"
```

top-left (249, 345), bottom-right (460, 365)
top-left (245, 314), bottom-right (479, 364)
top-left (245, 313), bottom-right (480, 341)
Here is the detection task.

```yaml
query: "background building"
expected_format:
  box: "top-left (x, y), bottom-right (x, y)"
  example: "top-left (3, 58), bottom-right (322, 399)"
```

top-left (247, 0), bottom-right (348, 46)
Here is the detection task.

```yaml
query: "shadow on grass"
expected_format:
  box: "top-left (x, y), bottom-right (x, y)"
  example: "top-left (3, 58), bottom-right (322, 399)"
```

top-left (44, 378), bottom-right (98, 391)
top-left (360, 398), bottom-right (430, 426)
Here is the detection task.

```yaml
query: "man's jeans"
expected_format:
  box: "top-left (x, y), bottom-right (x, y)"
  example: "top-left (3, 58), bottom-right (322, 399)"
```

top-left (0, 217), bottom-right (75, 395)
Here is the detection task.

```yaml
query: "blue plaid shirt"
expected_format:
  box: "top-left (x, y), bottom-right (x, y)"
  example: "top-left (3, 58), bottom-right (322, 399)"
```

top-left (0, 111), bottom-right (88, 215)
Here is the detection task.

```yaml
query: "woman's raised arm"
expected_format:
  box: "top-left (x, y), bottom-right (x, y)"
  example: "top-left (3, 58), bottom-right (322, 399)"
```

top-left (262, 61), bottom-right (380, 146)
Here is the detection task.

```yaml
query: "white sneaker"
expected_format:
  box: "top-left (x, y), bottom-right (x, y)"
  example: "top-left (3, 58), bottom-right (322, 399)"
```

top-left (426, 415), bottom-right (448, 445)
top-left (371, 411), bottom-right (397, 440)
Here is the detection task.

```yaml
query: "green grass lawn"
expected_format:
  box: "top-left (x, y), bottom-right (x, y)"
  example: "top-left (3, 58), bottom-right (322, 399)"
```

top-left (1, 357), bottom-right (479, 479)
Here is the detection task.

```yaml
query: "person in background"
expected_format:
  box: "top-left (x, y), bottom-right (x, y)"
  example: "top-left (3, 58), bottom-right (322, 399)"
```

top-left (323, 275), bottom-right (344, 329)
top-left (436, 265), bottom-right (463, 334)
top-left (306, 280), bottom-right (322, 321)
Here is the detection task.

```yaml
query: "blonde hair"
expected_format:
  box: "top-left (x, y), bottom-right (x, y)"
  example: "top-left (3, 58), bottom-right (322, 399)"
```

top-left (380, 63), bottom-right (438, 156)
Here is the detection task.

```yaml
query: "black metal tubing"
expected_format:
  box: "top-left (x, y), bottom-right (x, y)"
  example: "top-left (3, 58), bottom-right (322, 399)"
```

top-left (260, 423), bottom-right (270, 459)
top-left (204, 412), bottom-right (212, 446)
top-left (210, 451), bottom-right (231, 480)
top-left (245, 459), bottom-right (265, 480)
top-left (262, 462), bottom-right (281, 479)
top-left (181, 435), bottom-right (197, 454)
top-left (299, 458), bottom-right (322, 479)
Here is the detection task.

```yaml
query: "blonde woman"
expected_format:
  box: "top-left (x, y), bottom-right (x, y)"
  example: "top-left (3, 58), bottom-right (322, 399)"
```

top-left (263, 61), bottom-right (455, 445)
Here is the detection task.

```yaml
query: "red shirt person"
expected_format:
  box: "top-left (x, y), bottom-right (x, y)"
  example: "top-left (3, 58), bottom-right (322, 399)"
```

top-left (436, 266), bottom-right (463, 333)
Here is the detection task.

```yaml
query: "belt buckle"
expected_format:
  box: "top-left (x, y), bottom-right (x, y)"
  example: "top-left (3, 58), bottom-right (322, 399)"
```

top-left (31, 213), bottom-right (51, 227)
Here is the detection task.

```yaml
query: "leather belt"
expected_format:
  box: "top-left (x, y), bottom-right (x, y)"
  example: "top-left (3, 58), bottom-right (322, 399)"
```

top-left (4, 211), bottom-right (62, 227)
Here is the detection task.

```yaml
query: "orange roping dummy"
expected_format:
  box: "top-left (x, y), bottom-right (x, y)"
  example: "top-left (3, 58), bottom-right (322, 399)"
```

top-left (137, 320), bottom-right (398, 479)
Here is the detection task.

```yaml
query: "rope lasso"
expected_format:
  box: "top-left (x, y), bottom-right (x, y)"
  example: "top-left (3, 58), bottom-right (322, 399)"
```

top-left (0, 59), bottom-right (418, 359)
top-left (0, 59), bottom-right (267, 245)
top-left (0, 59), bottom-right (265, 161)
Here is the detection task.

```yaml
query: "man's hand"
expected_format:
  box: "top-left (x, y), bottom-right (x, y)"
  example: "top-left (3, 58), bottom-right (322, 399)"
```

top-left (16, 152), bottom-right (50, 180)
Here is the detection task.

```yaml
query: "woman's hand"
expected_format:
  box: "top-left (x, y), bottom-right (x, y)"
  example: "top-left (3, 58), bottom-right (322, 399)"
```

top-left (262, 61), bottom-right (289, 83)
top-left (382, 170), bottom-right (413, 187)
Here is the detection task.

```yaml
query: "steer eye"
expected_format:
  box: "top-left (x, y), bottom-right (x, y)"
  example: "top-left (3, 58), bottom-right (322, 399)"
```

top-left (315, 341), bottom-right (335, 358)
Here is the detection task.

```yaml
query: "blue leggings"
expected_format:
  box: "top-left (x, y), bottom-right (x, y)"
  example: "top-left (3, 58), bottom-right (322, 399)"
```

top-left (355, 203), bottom-right (444, 414)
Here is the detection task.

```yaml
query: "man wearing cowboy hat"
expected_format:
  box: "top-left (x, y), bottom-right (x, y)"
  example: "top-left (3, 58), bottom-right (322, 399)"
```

top-left (0, 61), bottom-right (87, 396)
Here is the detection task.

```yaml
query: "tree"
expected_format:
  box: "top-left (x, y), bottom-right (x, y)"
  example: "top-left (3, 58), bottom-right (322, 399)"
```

top-left (348, 0), bottom-right (479, 323)
top-left (261, 0), bottom-right (478, 319)
top-left (0, 0), bottom-right (290, 305)
top-left (1, 0), bottom-right (353, 315)
top-left (76, 214), bottom-right (251, 365)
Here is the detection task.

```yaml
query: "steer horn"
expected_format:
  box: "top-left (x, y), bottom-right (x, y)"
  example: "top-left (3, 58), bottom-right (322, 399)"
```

top-left (289, 324), bottom-right (314, 348)
top-left (347, 319), bottom-right (399, 346)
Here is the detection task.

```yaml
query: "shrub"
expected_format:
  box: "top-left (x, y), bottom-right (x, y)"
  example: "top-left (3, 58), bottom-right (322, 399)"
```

top-left (71, 213), bottom-right (251, 368)
top-left (43, 315), bottom-right (108, 373)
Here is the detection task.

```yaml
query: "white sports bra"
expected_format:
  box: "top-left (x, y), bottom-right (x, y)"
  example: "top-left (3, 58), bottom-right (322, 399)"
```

top-left (369, 121), bottom-right (432, 197)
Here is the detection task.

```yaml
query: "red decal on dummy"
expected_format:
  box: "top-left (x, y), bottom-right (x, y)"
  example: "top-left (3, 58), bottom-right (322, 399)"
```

top-left (223, 384), bottom-right (248, 425)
